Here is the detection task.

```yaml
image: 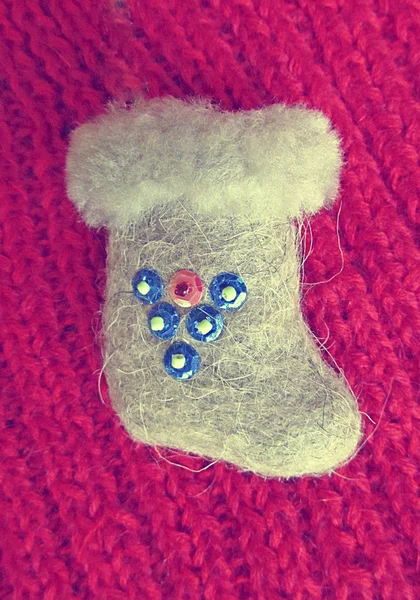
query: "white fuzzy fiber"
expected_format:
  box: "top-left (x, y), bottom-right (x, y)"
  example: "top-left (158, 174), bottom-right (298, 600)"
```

top-left (66, 97), bottom-right (362, 478)
top-left (66, 97), bottom-right (342, 228)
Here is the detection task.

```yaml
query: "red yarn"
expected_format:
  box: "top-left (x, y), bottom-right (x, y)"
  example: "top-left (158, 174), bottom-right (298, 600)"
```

top-left (0, 1), bottom-right (419, 598)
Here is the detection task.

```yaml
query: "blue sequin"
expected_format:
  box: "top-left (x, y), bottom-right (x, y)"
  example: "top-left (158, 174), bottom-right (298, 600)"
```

top-left (148, 302), bottom-right (180, 340)
top-left (164, 341), bottom-right (201, 381)
top-left (186, 305), bottom-right (224, 343)
top-left (132, 268), bottom-right (163, 304)
top-left (209, 272), bottom-right (247, 310)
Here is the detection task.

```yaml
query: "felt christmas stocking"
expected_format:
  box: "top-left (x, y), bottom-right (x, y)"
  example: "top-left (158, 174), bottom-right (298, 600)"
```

top-left (66, 97), bottom-right (362, 478)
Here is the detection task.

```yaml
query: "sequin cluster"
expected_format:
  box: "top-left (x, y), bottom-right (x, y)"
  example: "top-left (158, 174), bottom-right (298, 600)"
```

top-left (132, 268), bottom-right (247, 380)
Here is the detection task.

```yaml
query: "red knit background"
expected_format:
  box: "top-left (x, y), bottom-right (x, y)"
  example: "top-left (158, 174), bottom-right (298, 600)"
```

top-left (1, 1), bottom-right (419, 598)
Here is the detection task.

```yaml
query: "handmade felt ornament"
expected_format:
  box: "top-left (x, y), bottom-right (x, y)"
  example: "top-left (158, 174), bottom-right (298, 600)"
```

top-left (66, 97), bottom-right (362, 478)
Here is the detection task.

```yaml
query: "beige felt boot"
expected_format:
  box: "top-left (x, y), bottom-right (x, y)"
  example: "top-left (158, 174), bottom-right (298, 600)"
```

top-left (66, 97), bottom-right (362, 478)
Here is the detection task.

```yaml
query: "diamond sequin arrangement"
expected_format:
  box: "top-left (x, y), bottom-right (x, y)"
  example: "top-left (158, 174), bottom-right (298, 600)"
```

top-left (132, 268), bottom-right (247, 380)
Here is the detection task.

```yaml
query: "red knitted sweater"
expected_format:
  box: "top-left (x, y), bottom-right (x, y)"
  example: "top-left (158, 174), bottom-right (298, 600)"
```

top-left (0, 1), bottom-right (419, 599)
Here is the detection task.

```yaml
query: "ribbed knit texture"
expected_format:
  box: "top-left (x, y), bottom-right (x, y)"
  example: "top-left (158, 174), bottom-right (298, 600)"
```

top-left (0, 1), bottom-right (419, 599)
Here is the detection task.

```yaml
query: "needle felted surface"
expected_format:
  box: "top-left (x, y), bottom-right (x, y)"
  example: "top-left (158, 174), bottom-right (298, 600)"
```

top-left (66, 98), bottom-right (343, 226)
top-left (66, 98), bottom-right (361, 478)
top-left (0, 1), bottom-right (419, 599)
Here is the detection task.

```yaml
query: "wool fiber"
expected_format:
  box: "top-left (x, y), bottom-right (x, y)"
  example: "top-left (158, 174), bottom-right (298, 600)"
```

top-left (102, 208), bottom-right (361, 478)
top-left (66, 97), bottom-right (342, 228)
top-left (66, 98), bottom-right (361, 477)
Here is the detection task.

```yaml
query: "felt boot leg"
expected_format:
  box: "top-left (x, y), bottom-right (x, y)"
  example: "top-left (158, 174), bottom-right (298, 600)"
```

top-left (104, 204), bottom-right (361, 478)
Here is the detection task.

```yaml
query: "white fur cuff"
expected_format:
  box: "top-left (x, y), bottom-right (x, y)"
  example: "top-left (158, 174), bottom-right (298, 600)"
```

top-left (66, 97), bottom-right (342, 228)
